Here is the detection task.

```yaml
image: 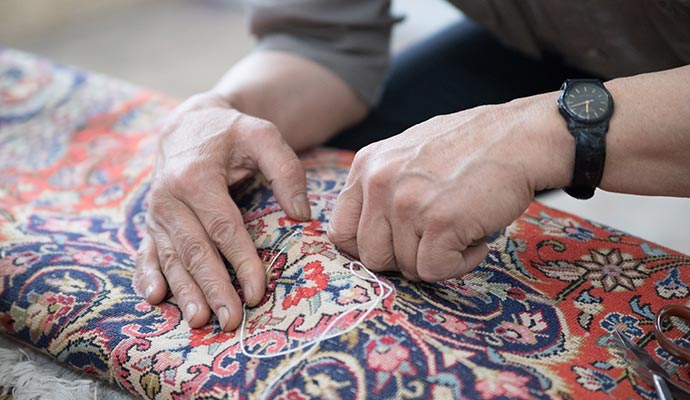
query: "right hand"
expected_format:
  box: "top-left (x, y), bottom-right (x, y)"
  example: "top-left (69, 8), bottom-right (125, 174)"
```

top-left (134, 91), bottom-right (311, 331)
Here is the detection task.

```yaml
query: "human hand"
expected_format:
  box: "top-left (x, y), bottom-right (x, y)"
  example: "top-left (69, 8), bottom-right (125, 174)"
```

top-left (328, 94), bottom-right (573, 281)
top-left (134, 91), bottom-right (311, 331)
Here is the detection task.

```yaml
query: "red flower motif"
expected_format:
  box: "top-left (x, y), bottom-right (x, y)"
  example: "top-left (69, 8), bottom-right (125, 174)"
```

top-left (423, 310), bottom-right (469, 333)
top-left (72, 250), bottom-right (114, 266)
top-left (494, 322), bottom-right (537, 345)
top-left (475, 370), bottom-right (531, 399)
top-left (152, 350), bottom-right (184, 373)
top-left (365, 335), bottom-right (417, 392)
top-left (188, 325), bottom-right (232, 347)
top-left (281, 261), bottom-right (329, 309)
top-left (366, 335), bottom-right (414, 374)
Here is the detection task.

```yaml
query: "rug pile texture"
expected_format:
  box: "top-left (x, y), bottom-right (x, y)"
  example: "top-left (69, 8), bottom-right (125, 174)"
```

top-left (1, 48), bottom-right (690, 399)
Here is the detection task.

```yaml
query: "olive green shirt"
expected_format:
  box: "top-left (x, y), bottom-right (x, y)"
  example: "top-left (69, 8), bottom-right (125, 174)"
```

top-left (249, 0), bottom-right (690, 105)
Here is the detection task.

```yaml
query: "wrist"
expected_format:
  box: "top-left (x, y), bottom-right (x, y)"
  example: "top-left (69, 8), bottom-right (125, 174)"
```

top-left (176, 91), bottom-right (232, 114)
top-left (506, 92), bottom-right (575, 192)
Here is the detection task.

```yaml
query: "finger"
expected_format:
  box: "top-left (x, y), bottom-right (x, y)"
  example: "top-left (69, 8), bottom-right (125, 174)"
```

top-left (134, 234), bottom-right (167, 304)
top-left (390, 182), bottom-right (423, 280)
top-left (183, 179), bottom-right (266, 307)
top-left (416, 231), bottom-right (470, 282)
top-left (249, 125), bottom-right (310, 221)
top-left (356, 213), bottom-right (396, 272)
top-left (152, 230), bottom-right (212, 328)
top-left (327, 181), bottom-right (363, 258)
top-left (461, 242), bottom-right (490, 271)
top-left (390, 223), bottom-right (421, 281)
top-left (162, 204), bottom-right (244, 331)
top-left (355, 184), bottom-right (395, 270)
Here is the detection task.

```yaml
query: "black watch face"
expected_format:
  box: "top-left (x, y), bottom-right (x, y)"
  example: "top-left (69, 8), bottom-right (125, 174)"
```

top-left (563, 82), bottom-right (612, 122)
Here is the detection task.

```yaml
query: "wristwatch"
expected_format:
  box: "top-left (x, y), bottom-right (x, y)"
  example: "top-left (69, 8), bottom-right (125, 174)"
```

top-left (557, 79), bottom-right (614, 199)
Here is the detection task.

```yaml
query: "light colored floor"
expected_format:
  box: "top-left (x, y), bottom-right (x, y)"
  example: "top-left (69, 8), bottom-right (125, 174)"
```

top-left (2, 0), bottom-right (688, 254)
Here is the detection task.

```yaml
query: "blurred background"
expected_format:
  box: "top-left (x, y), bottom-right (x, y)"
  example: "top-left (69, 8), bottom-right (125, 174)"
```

top-left (1, 0), bottom-right (688, 254)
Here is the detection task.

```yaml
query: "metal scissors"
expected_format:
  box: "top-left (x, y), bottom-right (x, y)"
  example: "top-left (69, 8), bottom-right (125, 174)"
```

top-left (655, 305), bottom-right (690, 364)
top-left (615, 304), bottom-right (690, 400)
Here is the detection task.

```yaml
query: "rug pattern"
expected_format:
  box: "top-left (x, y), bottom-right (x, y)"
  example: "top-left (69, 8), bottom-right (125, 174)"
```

top-left (1, 48), bottom-right (690, 399)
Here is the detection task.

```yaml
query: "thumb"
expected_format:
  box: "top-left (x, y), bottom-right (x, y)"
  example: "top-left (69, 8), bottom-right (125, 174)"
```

top-left (249, 123), bottom-right (310, 221)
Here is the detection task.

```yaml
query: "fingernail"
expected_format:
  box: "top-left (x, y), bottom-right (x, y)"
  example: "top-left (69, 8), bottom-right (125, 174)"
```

top-left (292, 194), bottom-right (311, 220)
top-left (244, 285), bottom-right (256, 306)
top-left (145, 284), bottom-right (154, 300)
top-left (184, 303), bottom-right (198, 322)
top-left (218, 306), bottom-right (230, 330)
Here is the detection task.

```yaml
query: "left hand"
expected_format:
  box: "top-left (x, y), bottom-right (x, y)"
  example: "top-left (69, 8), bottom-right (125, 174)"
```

top-left (328, 94), bottom-right (573, 281)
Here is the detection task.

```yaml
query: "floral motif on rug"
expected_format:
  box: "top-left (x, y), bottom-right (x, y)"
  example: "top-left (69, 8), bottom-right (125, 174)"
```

top-left (1, 48), bottom-right (690, 399)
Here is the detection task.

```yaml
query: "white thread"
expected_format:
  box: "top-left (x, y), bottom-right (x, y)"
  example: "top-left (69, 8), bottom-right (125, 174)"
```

top-left (238, 230), bottom-right (394, 400)
top-left (264, 230), bottom-right (300, 276)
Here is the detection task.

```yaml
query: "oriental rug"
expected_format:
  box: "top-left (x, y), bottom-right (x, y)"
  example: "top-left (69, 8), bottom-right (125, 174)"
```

top-left (2, 47), bottom-right (690, 399)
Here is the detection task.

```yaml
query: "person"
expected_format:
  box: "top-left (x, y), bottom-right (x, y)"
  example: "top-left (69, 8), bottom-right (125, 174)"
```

top-left (133, 1), bottom-right (690, 332)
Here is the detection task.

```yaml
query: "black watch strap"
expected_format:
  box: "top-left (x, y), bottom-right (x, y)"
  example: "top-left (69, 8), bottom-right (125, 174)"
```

top-left (558, 79), bottom-right (613, 200)
top-left (564, 125), bottom-right (607, 199)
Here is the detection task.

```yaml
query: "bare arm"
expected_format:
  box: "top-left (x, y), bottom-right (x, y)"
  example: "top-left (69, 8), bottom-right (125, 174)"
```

top-left (600, 65), bottom-right (690, 196)
top-left (530, 64), bottom-right (690, 197)
top-left (212, 51), bottom-right (368, 150)
top-left (328, 64), bottom-right (690, 281)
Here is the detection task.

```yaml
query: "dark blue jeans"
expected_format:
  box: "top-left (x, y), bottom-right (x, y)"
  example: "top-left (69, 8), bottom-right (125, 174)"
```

top-left (327, 19), bottom-right (591, 150)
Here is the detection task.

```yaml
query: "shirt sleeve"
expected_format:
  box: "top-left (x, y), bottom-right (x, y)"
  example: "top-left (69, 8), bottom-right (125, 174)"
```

top-left (248, 0), bottom-right (397, 106)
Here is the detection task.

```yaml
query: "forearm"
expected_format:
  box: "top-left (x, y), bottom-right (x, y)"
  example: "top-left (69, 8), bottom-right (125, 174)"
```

top-left (211, 51), bottom-right (368, 151)
top-left (520, 65), bottom-right (690, 198)
top-left (600, 65), bottom-right (690, 196)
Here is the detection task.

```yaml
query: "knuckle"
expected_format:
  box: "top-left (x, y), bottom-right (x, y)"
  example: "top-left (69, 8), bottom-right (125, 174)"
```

top-left (178, 238), bottom-right (212, 272)
top-left (198, 280), bottom-right (227, 303)
top-left (186, 258), bottom-right (211, 277)
top-left (207, 217), bottom-right (241, 250)
top-left (165, 167), bottom-right (204, 199)
top-left (277, 157), bottom-right (304, 181)
top-left (245, 119), bottom-right (278, 142)
top-left (146, 185), bottom-right (174, 220)
top-left (350, 149), bottom-right (371, 176)
top-left (170, 281), bottom-right (196, 300)
top-left (365, 170), bottom-right (389, 194)
top-left (392, 188), bottom-right (419, 214)
top-left (158, 248), bottom-right (179, 275)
